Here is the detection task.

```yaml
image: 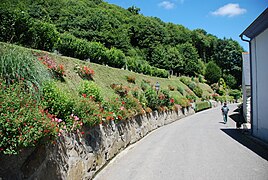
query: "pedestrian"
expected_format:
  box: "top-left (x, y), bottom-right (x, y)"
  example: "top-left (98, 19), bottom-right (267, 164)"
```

top-left (221, 102), bottom-right (229, 124)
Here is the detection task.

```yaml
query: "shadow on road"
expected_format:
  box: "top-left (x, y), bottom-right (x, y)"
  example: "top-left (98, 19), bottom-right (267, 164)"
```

top-left (220, 108), bottom-right (268, 161)
top-left (221, 129), bottom-right (268, 161)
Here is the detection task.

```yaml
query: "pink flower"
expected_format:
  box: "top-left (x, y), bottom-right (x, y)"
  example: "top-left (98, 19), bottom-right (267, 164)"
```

top-left (58, 133), bottom-right (61, 136)
top-left (120, 106), bottom-right (125, 111)
top-left (57, 118), bottom-right (63, 123)
top-left (80, 122), bottom-right (83, 126)
top-left (74, 116), bottom-right (79, 121)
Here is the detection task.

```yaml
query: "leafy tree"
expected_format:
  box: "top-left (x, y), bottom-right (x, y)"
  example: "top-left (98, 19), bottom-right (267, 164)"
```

top-left (205, 61), bottom-right (221, 84)
top-left (127, 6), bottom-right (140, 15)
top-left (177, 43), bottom-right (200, 76)
top-left (223, 74), bottom-right (237, 89)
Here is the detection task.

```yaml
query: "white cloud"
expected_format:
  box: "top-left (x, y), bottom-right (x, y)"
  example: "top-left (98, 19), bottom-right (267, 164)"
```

top-left (158, 1), bottom-right (175, 10)
top-left (211, 3), bottom-right (247, 17)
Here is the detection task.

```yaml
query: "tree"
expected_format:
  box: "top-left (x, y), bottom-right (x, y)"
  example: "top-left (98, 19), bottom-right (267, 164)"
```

top-left (177, 43), bottom-right (200, 76)
top-left (127, 6), bottom-right (140, 15)
top-left (205, 61), bottom-right (221, 84)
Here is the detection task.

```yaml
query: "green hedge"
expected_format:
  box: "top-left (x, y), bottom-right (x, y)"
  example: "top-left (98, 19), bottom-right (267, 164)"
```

top-left (195, 101), bottom-right (211, 112)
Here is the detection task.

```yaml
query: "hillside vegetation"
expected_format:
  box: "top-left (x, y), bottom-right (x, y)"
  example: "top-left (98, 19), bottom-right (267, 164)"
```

top-left (0, 0), bottom-right (242, 155)
top-left (0, 42), bottom-right (224, 155)
top-left (0, 0), bottom-right (243, 88)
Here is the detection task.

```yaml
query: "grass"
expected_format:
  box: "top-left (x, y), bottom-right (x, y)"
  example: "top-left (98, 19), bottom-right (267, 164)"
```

top-left (0, 42), bottom-right (214, 102)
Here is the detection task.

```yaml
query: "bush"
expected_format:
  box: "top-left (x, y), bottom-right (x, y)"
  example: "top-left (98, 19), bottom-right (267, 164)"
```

top-left (195, 101), bottom-right (211, 112)
top-left (173, 96), bottom-right (190, 108)
top-left (229, 89), bottom-right (242, 101)
top-left (193, 86), bottom-right (203, 98)
top-left (0, 46), bottom-right (49, 96)
top-left (180, 76), bottom-right (191, 86)
top-left (186, 94), bottom-right (197, 102)
top-left (42, 81), bottom-right (74, 120)
top-left (205, 61), bottom-right (221, 85)
top-left (73, 97), bottom-right (102, 127)
top-left (126, 75), bottom-right (136, 84)
top-left (106, 48), bottom-right (126, 68)
top-left (141, 79), bottom-right (151, 91)
top-left (188, 82), bottom-right (196, 90)
top-left (79, 80), bottom-right (102, 102)
top-left (168, 85), bottom-right (175, 91)
top-left (145, 88), bottom-right (159, 110)
top-left (74, 64), bottom-right (95, 80)
top-left (56, 33), bottom-right (108, 62)
top-left (28, 20), bottom-right (59, 51)
top-left (111, 84), bottom-right (130, 97)
top-left (0, 82), bottom-right (58, 154)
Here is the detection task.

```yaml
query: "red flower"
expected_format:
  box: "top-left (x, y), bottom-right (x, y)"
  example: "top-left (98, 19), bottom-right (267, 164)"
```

top-left (81, 131), bottom-right (85, 135)
top-left (122, 101), bottom-right (125, 105)
top-left (170, 98), bottom-right (175, 103)
top-left (82, 94), bottom-right (87, 98)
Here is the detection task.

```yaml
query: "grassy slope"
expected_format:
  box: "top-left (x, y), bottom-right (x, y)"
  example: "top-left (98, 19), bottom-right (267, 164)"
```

top-left (0, 42), bottom-right (213, 101)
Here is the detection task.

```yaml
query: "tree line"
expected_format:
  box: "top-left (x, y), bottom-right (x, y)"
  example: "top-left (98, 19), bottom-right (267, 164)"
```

top-left (0, 0), bottom-right (244, 88)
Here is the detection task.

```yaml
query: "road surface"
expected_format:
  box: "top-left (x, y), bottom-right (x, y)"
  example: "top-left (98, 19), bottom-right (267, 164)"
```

top-left (94, 104), bottom-right (268, 180)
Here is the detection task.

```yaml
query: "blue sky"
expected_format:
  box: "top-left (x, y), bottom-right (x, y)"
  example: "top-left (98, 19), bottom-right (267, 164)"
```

top-left (104, 0), bottom-right (268, 51)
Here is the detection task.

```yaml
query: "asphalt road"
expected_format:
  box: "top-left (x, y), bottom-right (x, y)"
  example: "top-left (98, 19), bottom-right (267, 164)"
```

top-left (94, 104), bottom-right (268, 180)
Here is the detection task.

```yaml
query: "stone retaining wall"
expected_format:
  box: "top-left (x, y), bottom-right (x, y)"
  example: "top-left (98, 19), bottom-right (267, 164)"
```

top-left (0, 107), bottom-right (194, 180)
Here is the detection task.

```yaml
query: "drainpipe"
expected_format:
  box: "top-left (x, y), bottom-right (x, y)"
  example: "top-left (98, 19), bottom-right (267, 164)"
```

top-left (240, 34), bottom-right (253, 135)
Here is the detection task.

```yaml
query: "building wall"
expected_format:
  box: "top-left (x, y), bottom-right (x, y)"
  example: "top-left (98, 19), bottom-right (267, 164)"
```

top-left (251, 28), bottom-right (268, 143)
top-left (242, 53), bottom-right (251, 122)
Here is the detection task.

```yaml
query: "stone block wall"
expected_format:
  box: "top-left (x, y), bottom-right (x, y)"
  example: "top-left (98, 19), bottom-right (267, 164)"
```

top-left (0, 108), bottom-right (194, 180)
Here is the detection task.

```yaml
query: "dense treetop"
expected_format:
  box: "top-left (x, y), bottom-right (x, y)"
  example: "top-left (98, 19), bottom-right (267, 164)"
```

top-left (0, 0), bottom-right (243, 88)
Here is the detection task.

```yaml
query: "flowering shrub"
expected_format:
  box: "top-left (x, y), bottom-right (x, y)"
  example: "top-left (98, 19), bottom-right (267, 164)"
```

top-left (111, 84), bottom-right (130, 97)
top-left (0, 82), bottom-right (59, 154)
top-left (75, 64), bottom-right (95, 80)
top-left (73, 97), bottom-right (102, 127)
top-left (79, 80), bottom-right (102, 102)
top-left (34, 52), bottom-right (65, 78)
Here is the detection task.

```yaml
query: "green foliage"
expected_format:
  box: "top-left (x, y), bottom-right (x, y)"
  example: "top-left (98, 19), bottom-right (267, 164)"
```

top-left (79, 80), bottom-right (102, 102)
top-left (141, 79), bottom-right (151, 91)
top-left (205, 61), bottom-right (221, 84)
top-left (195, 101), bottom-right (211, 112)
top-left (193, 86), bottom-right (203, 98)
top-left (0, 0), bottom-right (244, 88)
top-left (223, 74), bottom-right (237, 89)
top-left (56, 33), bottom-right (108, 62)
top-left (73, 97), bottom-right (102, 127)
top-left (42, 81), bottom-right (74, 120)
top-left (172, 96), bottom-right (189, 108)
top-left (180, 76), bottom-right (191, 86)
top-left (144, 88), bottom-right (159, 110)
top-left (0, 45), bottom-right (49, 96)
top-left (177, 86), bottom-right (185, 95)
top-left (0, 82), bottom-right (58, 154)
top-left (188, 82), bottom-right (197, 90)
top-left (106, 48), bottom-right (126, 68)
top-left (229, 89), bottom-right (242, 101)
top-left (186, 94), bottom-right (197, 102)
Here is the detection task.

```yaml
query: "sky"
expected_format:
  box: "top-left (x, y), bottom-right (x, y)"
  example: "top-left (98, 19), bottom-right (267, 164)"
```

top-left (104, 0), bottom-right (268, 52)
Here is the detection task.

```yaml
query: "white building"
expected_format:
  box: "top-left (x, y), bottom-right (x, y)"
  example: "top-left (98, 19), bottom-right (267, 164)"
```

top-left (241, 52), bottom-right (251, 124)
top-left (240, 8), bottom-right (268, 143)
